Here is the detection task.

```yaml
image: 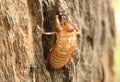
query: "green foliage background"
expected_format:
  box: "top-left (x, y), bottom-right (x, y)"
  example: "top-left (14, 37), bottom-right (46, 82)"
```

top-left (115, 31), bottom-right (120, 82)
top-left (113, 0), bottom-right (120, 82)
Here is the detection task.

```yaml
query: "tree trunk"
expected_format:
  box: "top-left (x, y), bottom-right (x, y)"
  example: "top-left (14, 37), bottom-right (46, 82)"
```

top-left (0, 0), bottom-right (115, 82)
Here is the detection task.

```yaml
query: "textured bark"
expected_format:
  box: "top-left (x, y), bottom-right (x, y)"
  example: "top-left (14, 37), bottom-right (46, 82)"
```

top-left (0, 0), bottom-right (115, 82)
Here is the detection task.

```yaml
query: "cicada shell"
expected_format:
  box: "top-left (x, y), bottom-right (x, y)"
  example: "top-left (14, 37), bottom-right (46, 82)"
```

top-left (38, 14), bottom-right (80, 69)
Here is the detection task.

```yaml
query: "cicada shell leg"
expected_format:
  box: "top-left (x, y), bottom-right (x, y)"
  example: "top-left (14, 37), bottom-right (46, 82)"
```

top-left (45, 46), bottom-right (54, 67)
top-left (73, 23), bottom-right (81, 34)
top-left (55, 15), bottom-right (63, 31)
top-left (63, 14), bottom-right (71, 23)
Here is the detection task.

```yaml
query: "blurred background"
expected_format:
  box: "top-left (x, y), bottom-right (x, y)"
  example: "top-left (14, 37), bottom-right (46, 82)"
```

top-left (113, 0), bottom-right (120, 82)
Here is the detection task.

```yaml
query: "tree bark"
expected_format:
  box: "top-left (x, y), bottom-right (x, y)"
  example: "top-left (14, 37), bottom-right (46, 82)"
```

top-left (0, 0), bottom-right (115, 82)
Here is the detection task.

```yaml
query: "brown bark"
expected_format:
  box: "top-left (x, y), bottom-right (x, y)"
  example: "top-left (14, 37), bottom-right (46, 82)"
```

top-left (0, 0), bottom-right (115, 82)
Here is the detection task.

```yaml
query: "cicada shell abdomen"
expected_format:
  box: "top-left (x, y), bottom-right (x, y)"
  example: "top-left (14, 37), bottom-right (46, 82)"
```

top-left (49, 32), bottom-right (76, 69)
